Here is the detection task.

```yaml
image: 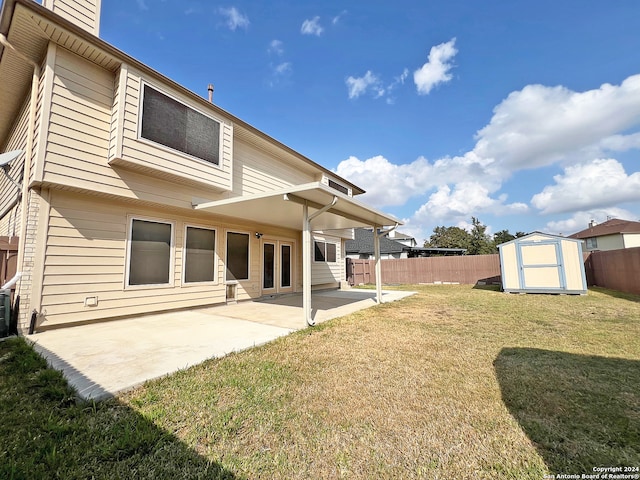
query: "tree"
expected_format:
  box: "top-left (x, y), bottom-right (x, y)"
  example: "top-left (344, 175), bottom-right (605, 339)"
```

top-left (468, 217), bottom-right (494, 255)
top-left (424, 225), bottom-right (471, 250)
top-left (493, 229), bottom-right (516, 246)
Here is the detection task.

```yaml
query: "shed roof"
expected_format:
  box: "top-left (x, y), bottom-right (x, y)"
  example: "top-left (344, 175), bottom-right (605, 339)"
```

top-left (497, 231), bottom-right (581, 248)
top-left (569, 219), bottom-right (640, 239)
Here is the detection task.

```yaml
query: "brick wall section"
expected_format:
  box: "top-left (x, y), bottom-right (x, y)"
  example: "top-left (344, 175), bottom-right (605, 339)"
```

top-left (16, 188), bottom-right (40, 332)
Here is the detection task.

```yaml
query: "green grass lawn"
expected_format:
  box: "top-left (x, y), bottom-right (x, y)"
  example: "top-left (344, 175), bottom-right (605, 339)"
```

top-left (2, 285), bottom-right (639, 479)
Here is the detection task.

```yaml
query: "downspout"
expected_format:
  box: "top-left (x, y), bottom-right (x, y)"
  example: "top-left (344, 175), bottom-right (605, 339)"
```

top-left (0, 34), bottom-right (42, 326)
top-left (373, 223), bottom-right (398, 304)
top-left (302, 195), bottom-right (338, 326)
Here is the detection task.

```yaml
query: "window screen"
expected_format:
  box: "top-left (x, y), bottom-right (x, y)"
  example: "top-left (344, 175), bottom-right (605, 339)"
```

top-left (326, 243), bottom-right (337, 263)
top-left (185, 227), bottom-right (216, 283)
top-left (141, 85), bottom-right (220, 165)
top-left (129, 219), bottom-right (172, 285)
top-left (227, 232), bottom-right (249, 280)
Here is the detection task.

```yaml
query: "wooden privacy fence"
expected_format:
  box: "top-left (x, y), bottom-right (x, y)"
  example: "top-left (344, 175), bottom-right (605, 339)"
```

top-left (0, 236), bottom-right (18, 288)
top-left (585, 247), bottom-right (640, 295)
top-left (346, 255), bottom-right (501, 286)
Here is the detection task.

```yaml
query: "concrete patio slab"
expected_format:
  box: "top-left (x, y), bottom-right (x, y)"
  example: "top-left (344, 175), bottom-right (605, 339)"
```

top-left (29, 289), bottom-right (415, 401)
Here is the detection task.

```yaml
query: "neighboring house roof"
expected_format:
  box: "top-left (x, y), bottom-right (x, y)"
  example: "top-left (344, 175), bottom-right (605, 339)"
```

top-left (345, 228), bottom-right (407, 255)
top-left (569, 219), bottom-right (640, 239)
top-left (0, 0), bottom-right (364, 196)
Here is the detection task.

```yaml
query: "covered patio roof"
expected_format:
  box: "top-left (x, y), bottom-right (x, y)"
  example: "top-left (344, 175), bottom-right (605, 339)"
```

top-left (192, 182), bottom-right (401, 232)
top-left (193, 182), bottom-right (402, 326)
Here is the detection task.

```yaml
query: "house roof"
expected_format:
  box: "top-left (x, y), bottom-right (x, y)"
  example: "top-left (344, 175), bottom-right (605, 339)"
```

top-left (0, 0), bottom-right (364, 195)
top-left (569, 219), bottom-right (640, 239)
top-left (194, 183), bottom-right (401, 231)
top-left (344, 228), bottom-right (407, 255)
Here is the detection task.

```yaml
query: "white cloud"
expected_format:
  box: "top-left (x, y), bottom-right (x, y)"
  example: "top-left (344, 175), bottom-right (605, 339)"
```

top-left (219, 7), bottom-right (249, 31)
top-left (474, 75), bottom-right (640, 170)
top-left (531, 159), bottom-right (640, 214)
top-left (345, 71), bottom-right (384, 99)
top-left (544, 208), bottom-right (638, 236)
top-left (412, 183), bottom-right (528, 224)
top-left (274, 62), bottom-right (292, 75)
top-left (301, 16), bottom-right (323, 36)
top-left (338, 73), bottom-right (640, 236)
top-left (333, 10), bottom-right (347, 25)
top-left (268, 39), bottom-right (284, 56)
top-left (413, 38), bottom-right (457, 95)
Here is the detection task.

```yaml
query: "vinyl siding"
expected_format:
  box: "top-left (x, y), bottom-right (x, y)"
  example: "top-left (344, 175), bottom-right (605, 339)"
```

top-left (41, 49), bottom-right (228, 210)
top-left (38, 190), bottom-right (303, 328)
top-left (42, 46), bottom-right (113, 186)
top-left (311, 234), bottom-right (344, 288)
top-left (593, 234), bottom-right (625, 251)
top-left (43, 0), bottom-right (101, 35)
top-left (0, 98), bottom-right (30, 236)
top-left (232, 140), bottom-right (315, 195)
top-left (115, 68), bottom-right (233, 192)
top-left (623, 233), bottom-right (640, 248)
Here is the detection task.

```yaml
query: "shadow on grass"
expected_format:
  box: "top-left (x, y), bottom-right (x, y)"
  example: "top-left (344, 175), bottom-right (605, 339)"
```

top-left (589, 286), bottom-right (640, 303)
top-left (0, 337), bottom-right (237, 480)
top-left (472, 283), bottom-right (501, 291)
top-left (494, 347), bottom-right (640, 474)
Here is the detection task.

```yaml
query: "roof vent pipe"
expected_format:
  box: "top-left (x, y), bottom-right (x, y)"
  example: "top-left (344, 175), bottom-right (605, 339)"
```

top-left (589, 219), bottom-right (597, 228)
top-left (208, 84), bottom-right (214, 103)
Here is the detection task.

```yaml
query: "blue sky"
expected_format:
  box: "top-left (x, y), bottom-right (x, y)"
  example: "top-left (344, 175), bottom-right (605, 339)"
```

top-left (97, 0), bottom-right (640, 243)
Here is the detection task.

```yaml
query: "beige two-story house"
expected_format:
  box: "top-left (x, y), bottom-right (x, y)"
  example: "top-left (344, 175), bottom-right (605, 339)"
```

top-left (569, 219), bottom-right (640, 252)
top-left (0, 0), bottom-right (399, 332)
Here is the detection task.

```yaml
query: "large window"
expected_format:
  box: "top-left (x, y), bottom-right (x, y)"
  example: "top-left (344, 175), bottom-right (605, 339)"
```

top-left (314, 241), bottom-right (337, 263)
top-left (226, 232), bottom-right (249, 281)
top-left (184, 226), bottom-right (216, 283)
top-left (140, 84), bottom-right (220, 165)
top-left (128, 218), bottom-right (173, 286)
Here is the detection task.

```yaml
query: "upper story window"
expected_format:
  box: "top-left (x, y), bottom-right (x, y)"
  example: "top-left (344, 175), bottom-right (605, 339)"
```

top-left (586, 237), bottom-right (598, 249)
top-left (140, 84), bottom-right (220, 165)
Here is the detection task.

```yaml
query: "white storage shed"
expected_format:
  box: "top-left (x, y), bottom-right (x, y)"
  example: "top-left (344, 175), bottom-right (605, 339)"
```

top-left (498, 232), bottom-right (587, 294)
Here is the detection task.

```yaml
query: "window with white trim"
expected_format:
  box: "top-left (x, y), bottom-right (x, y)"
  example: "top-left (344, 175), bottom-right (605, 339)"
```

top-left (226, 232), bottom-right (250, 281)
top-left (140, 84), bottom-right (221, 165)
top-left (314, 241), bottom-right (337, 263)
top-left (184, 226), bottom-right (216, 283)
top-left (128, 218), bottom-right (174, 286)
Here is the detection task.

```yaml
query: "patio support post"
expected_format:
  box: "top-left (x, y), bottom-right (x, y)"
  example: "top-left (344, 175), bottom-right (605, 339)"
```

top-left (302, 196), bottom-right (338, 326)
top-left (373, 227), bottom-right (382, 304)
top-left (373, 224), bottom-right (398, 304)
top-left (302, 202), bottom-right (312, 326)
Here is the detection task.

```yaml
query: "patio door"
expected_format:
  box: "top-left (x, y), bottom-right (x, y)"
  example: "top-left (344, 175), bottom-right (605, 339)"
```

top-left (262, 240), bottom-right (294, 296)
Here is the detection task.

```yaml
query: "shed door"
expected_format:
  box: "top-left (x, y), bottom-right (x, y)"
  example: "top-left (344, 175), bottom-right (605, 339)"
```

top-left (518, 241), bottom-right (565, 290)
